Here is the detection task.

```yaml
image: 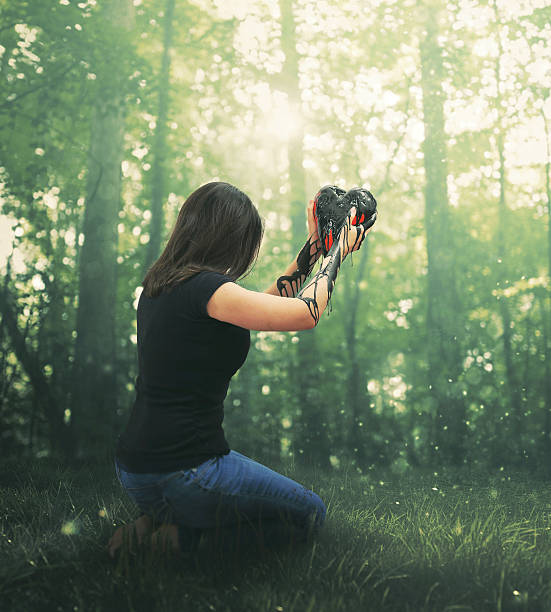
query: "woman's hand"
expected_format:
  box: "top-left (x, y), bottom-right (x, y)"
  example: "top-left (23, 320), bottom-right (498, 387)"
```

top-left (339, 206), bottom-right (373, 258)
top-left (307, 199), bottom-right (319, 242)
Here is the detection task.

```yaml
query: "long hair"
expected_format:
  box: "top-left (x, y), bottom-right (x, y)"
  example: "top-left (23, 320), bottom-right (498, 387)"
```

top-left (142, 182), bottom-right (264, 298)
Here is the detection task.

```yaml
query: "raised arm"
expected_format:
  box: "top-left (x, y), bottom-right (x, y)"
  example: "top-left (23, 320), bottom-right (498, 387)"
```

top-left (206, 207), bottom-right (372, 332)
top-left (264, 233), bottom-right (323, 297)
top-left (264, 198), bottom-right (322, 297)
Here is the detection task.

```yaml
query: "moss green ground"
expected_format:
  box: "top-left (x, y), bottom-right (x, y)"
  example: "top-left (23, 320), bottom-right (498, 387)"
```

top-left (1, 456), bottom-right (550, 611)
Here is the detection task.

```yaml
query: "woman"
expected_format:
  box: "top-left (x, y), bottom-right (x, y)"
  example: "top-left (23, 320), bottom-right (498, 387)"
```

top-left (107, 181), bottom-right (373, 560)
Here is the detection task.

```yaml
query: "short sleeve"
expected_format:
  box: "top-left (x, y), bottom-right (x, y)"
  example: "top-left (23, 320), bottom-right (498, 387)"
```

top-left (185, 271), bottom-right (234, 320)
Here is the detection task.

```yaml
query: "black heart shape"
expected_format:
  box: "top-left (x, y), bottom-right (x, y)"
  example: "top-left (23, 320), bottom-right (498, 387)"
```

top-left (313, 185), bottom-right (378, 256)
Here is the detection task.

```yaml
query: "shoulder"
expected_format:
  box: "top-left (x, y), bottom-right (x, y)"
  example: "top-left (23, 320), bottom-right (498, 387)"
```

top-left (180, 270), bottom-right (236, 319)
top-left (184, 270), bottom-right (233, 292)
top-left (172, 270), bottom-right (231, 291)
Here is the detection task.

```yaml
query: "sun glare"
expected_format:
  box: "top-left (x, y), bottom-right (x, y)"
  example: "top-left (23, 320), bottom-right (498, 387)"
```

top-left (260, 93), bottom-right (304, 142)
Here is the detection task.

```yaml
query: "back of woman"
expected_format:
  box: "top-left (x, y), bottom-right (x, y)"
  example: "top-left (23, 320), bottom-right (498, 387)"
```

top-left (116, 270), bottom-right (249, 473)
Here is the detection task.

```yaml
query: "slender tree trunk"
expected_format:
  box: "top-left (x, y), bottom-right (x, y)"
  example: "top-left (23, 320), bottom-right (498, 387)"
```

top-left (523, 312), bottom-right (531, 439)
top-left (492, 3), bottom-right (524, 465)
top-left (143, 0), bottom-right (175, 273)
top-left (419, 1), bottom-right (467, 467)
top-left (344, 239), bottom-right (374, 468)
top-left (226, 361), bottom-right (257, 454)
top-left (495, 129), bottom-right (523, 463)
top-left (541, 105), bottom-right (551, 469)
top-left (280, 0), bottom-right (330, 470)
top-left (41, 235), bottom-right (75, 441)
top-left (28, 393), bottom-right (38, 457)
top-left (72, 0), bottom-right (134, 460)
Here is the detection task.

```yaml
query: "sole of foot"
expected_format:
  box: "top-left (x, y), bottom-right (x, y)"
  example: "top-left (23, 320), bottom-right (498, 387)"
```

top-left (107, 515), bottom-right (153, 559)
top-left (150, 523), bottom-right (181, 556)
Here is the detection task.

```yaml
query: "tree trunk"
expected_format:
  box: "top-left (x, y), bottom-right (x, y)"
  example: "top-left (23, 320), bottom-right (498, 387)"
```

top-left (495, 130), bottom-right (523, 463)
top-left (71, 0), bottom-right (134, 460)
top-left (143, 0), bottom-right (175, 273)
top-left (419, 1), bottom-right (467, 467)
top-left (343, 239), bottom-right (375, 468)
top-left (280, 0), bottom-right (330, 470)
top-left (541, 104), bottom-right (551, 469)
top-left (492, 3), bottom-right (524, 466)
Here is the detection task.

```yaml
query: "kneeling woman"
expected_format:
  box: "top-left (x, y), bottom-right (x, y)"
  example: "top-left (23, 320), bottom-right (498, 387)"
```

top-left (108, 181), bottom-right (372, 559)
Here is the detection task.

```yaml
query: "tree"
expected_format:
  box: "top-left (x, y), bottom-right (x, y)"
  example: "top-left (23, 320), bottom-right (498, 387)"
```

top-left (419, 0), bottom-right (467, 466)
top-left (279, 0), bottom-right (332, 470)
top-left (72, 0), bottom-right (135, 459)
top-left (143, 0), bottom-right (175, 273)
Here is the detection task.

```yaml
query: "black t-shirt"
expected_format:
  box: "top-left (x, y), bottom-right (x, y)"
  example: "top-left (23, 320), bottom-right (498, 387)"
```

top-left (115, 271), bottom-right (250, 473)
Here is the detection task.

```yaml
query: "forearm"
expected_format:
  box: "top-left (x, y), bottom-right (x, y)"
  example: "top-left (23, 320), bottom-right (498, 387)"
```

top-left (264, 233), bottom-right (323, 297)
top-left (295, 236), bottom-right (346, 326)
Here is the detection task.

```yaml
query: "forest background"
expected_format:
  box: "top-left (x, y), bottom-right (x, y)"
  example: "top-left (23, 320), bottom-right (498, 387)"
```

top-left (1, 0), bottom-right (551, 480)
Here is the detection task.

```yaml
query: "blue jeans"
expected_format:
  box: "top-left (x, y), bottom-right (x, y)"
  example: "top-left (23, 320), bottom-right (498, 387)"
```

top-left (114, 450), bottom-right (326, 556)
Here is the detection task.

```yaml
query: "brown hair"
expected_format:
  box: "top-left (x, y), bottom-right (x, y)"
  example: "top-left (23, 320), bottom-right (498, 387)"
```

top-left (142, 182), bottom-right (264, 297)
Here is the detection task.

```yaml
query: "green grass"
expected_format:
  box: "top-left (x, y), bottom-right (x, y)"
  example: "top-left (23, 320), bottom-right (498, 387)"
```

top-left (1, 456), bottom-right (550, 611)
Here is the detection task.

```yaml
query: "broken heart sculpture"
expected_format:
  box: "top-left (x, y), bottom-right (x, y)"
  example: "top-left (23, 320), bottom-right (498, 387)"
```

top-left (312, 185), bottom-right (378, 256)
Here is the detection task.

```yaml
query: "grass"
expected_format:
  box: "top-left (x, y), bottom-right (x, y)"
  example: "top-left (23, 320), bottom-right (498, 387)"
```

top-left (1, 456), bottom-right (550, 611)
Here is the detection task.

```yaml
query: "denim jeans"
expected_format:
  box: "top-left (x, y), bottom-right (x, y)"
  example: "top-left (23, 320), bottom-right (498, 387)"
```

top-left (114, 450), bottom-right (326, 556)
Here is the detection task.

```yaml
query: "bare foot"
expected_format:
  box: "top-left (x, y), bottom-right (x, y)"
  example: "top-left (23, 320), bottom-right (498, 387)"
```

top-left (150, 523), bottom-right (180, 555)
top-left (107, 514), bottom-right (153, 559)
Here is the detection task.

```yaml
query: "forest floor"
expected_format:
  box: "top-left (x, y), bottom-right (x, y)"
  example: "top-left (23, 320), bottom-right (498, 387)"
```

top-left (1, 455), bottom-right (550, 612)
